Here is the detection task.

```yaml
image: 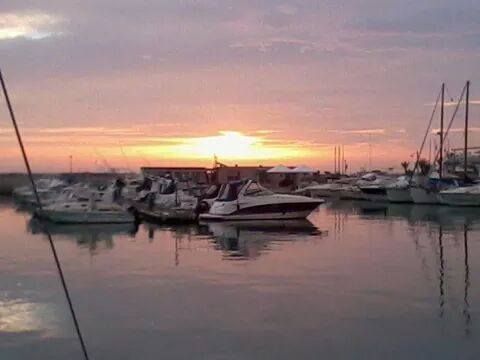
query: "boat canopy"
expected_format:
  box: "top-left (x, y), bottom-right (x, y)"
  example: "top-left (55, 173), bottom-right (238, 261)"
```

top-left (267, 165), bottom-right (293, 173)
top-left (292, 165), bottom-right (316, 173)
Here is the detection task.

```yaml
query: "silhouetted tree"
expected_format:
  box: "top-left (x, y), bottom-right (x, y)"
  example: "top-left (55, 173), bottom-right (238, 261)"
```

top-left (418, 159), bottom-right (431, 176)
top-left (400, 161), bottom-right (410, 174)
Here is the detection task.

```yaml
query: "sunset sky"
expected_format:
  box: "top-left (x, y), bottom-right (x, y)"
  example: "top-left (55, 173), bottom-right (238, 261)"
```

top-left (1, 0), bottom-right (480, 172)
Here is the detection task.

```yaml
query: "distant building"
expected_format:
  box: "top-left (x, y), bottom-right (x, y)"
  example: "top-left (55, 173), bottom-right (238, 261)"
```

top-left (140, 164), bottom-right (323, 190)
top-left (215, 165), bottom-right (272, 183)
top-left (141, 167), bottom-right (210, 184)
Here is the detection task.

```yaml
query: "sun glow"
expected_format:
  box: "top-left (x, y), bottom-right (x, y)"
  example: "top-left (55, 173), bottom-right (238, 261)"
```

top-left (0, 127), bottom-right (315, 171)
top-left (161, 131), bottom-right (306, 160)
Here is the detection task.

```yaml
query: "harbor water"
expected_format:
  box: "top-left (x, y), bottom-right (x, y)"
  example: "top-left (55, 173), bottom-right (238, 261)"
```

top-left (1, 197), bottom-right (480, 359)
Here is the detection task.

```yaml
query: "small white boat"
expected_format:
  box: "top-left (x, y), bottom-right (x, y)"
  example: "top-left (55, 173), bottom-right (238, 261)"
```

top-left (200, 179), bottom-right (323, 221)
top-left (36, 190), bottom-right (135, 224)
top-left (438, 184), bottom-right (480, 207)
top-left (295, 182), bottom-right (343, 198)
top-left (386, 176), bottom-right (413, 203)
top-left (357, 174), bottom-right (397, 202)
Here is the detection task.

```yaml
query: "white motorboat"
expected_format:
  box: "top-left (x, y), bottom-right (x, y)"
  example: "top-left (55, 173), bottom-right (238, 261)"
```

top-left (386, 176), bottom-right (413, 203)
top-left (36, 189), bottom-right (135, 224)
top-left (357, 173), bottom-right (397, 202)
top-left (13, 178), bottom-right (67, 207)
top-left (295, 182), bottom-right (343, 198)
top-left (200, 179), bottom-right (324, 221)
top-left (438, 184), bottom-right (480, 206)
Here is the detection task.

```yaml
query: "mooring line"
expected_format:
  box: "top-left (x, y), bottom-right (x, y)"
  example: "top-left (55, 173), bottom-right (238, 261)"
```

top-left (0, 69), bottom-right (91, 360)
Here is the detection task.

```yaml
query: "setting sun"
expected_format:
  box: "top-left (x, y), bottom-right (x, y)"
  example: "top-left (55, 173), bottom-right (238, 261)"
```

top-left (154, 131), bottom-right (310, 161)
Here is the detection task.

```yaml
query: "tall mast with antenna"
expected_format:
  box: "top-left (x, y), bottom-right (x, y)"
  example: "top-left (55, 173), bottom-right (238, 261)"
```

top-left (439, 82), bottom-right (444, 179)
top-left (464, 81), bottom-right (470, 178)
top-left (368, 134), bottom-right (372, 171)
top-left (334, 146), bottom-right (337, 173)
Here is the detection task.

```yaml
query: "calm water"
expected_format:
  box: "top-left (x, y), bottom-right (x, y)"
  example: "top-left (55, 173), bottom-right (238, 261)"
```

top-left (1, 198), bottom-right (480, 359)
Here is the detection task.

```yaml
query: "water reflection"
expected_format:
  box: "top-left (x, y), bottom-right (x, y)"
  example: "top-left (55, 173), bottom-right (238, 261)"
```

top-left (463, 225), bottom-right (471, 337)
top-left (328, 200), bottom-right (475, 338)
top-left (438, 226), bottom-right (445, 319)
top-left (203, 220), bottom-right (324, 260)
top-left (141, 220), bottom-right (324, 261)
top-left (0, 298), bottom-right (61, 337)
top-left (142, 222), bottom-right (205, 266)
top-left (27, 218), bottom-right (138, 253)
top-left (3, 199), bottom-right (480, 358)
top-left (328, 200), bottom-right (480, 229)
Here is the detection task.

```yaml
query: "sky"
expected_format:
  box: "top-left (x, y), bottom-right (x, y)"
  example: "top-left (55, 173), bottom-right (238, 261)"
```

top-left (1, 0), bottom-right (480, 172)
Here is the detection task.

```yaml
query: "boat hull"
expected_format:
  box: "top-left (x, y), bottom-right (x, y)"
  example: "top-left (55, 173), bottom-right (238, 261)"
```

top-left (410, 187), bottom-right (440, 204)
top-left (200, 201), bottom-right (322, 221)
top-left (386, 188), bottom-right (412, 203)
top-left (358, 187), bottom-right (388, 202)
top-left (438, 193), bottom-right (480, 207)
top-left (36, 209), bottom-right (135, 224)
top-left (338, 188), bottom-right (365, 200)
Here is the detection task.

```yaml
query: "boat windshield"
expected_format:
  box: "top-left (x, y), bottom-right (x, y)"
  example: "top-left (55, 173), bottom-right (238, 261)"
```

top-left (204, 184), bottom-right (221, 199)
top-left (217, 181), bottom-right (245, 201)
top-left (243, 181), bottom-right (273, 196)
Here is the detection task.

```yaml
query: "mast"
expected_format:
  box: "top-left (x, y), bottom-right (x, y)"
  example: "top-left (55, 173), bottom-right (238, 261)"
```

top-left (368, 134), bottom-right (372, 171)
top-left (334, 146), bottom-right (337, 173)
top-left (439, 83), bottom-right (444, 178)
top-left (341, 145), bottom-right (344, 175)
top-left (337, 146), bottom-right (341, 174)
top-left (464, 81), bottom-right (470, 178)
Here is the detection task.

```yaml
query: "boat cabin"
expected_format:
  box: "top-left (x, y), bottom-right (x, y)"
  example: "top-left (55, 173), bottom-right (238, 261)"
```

top-left (216, 180), bottom-right (273, 202)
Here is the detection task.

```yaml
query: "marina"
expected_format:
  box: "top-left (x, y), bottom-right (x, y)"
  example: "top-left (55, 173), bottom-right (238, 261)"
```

top-left (1, 197), bottom-right (480, 359)
top-left (2, 0), bottom-right (480, 358)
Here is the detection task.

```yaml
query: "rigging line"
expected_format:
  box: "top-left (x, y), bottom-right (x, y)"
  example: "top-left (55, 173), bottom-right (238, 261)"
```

top-left (410, 85), bottom-right (442, 181)
top-left (0, 70), bottom-right (91, 360)
top-left (445, 85), bottom-right (455, 103)
top-left (433, 83), bottom-right (467, 164)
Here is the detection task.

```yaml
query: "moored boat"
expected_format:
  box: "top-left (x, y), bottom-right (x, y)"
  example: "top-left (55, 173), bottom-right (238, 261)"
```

top-left (386, 176), bottom-right (413, 203)
top-left (438, 184), bottom-right (480, 206)
top-left (200, 179), bottom-right (323, 221)
top-left (35, 190), bottom-right (135, 224)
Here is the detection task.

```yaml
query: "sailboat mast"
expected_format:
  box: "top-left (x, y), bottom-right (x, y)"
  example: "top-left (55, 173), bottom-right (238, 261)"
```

top-left (334, 146), bottom-right (337, 173)
top-left (464, 81), bottom-right (470, 178)
top-left (439, 83), bottom-right (444, 178)
top-left (338, 146), bottom-right (341, 174)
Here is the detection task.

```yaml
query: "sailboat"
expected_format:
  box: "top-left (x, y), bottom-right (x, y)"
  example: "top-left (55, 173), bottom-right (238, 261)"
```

top-left (410, 82), bottom-right (471, 204)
